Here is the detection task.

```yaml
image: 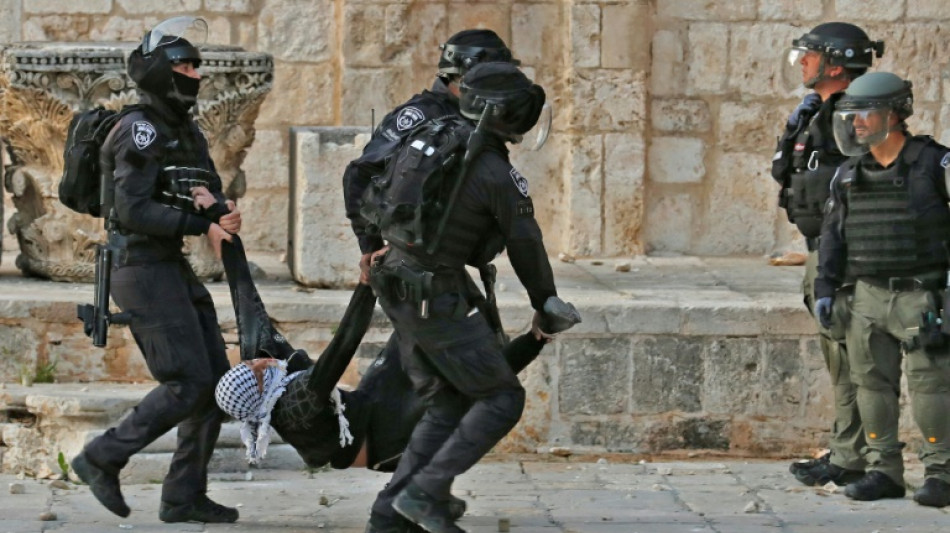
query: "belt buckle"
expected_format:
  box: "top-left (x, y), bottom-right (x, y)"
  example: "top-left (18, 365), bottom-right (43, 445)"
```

top-left (887, 277), bottom-right (916, 292)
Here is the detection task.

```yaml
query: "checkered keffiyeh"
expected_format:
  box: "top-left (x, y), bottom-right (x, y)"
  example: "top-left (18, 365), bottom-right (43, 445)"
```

top-left (215, 360), bottom-right (303, 465)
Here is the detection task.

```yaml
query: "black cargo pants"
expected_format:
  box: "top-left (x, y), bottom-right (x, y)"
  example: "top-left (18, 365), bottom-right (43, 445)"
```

top-left (370, 268), bottom-right (526, 519)
top-left (83, 258), bottom-right (230, 505)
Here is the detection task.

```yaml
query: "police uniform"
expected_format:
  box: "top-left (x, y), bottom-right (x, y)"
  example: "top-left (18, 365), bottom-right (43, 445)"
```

top-left (81, 91), bottom-right (231, 508)
top-left (817, 135), bottom-right (950, 487)
top-left (772, 93), bottom-right (866, 474)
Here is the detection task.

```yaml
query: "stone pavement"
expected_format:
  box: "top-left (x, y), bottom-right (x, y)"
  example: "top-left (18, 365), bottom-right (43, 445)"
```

top-left (1, 459), bottom-right (946, 533)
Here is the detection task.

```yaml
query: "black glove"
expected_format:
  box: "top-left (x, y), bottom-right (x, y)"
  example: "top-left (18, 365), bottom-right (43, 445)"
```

top-left (787, 93), bottom-right (822, 129)
top-left (815, 296), bottom-right (834, 329)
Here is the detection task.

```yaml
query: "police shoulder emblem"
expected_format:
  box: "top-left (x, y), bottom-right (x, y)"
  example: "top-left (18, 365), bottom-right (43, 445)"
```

top-left (132, 121), bottom-right (157, 150)
top-left (395, 106), bottom-right (426, 132)
top-left (940, 152), bottom-right (950, 169)
top-left (510, 168), bottom-right (529, 198)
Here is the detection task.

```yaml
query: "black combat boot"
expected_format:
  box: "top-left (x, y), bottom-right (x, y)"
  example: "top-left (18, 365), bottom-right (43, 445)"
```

top-left (789, 451), bottom-right (830, 476)
top-left (447, 495), bottom-right (467, 520)
top-left (913, 477), bottom-right (950, 508)
top-left (159, 496), bottom-right (238, 523)
top-left (793, 460), bottom-right (864, 486)
top-left (393, 482), bottom-right (466, 533)
top-left (365, 511), bottom-right (413, 533)
top-left (844, 470), bottom-right (906, 501)
top-left (71, 452), bottom-right (130, 518)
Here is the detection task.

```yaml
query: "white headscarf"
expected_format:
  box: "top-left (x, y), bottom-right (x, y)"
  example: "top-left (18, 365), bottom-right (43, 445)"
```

top-left (215, 360), bottom-right (302, 465)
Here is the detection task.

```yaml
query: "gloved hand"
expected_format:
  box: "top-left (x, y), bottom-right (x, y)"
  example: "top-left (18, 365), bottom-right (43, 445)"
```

top-left (787, 93), bottom-right (822, 129)
top-left (815, 296), bottom-right (834, 329)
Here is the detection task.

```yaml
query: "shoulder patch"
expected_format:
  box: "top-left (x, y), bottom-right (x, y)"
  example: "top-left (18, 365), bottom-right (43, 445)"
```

top-left (132, 121), bottom-right (157, 150)
top-left (395, 106), bottom-right (426, 132)
top-left (940, 152), bottom-right (950, 169)
top-left (509, 168), bottom-right (529, 198)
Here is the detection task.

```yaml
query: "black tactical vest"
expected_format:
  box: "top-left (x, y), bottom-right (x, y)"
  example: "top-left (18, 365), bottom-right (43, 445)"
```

top-left (785, 96), bottom-right (848, 237)
top-left (153, 120), bottom-right (215, 214)
top-left (843, 136), bottom-right (950, 277)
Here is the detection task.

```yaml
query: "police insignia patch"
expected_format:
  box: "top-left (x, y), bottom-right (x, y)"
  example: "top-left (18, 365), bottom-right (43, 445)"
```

top-left (395, 107), bottom-right (426, 131)
top-left (940, 153), bottom-right (950, 169)
top-left (132, 121), bottom-right (157, 150)
top-left (510, 168), bottom-right (529, 198)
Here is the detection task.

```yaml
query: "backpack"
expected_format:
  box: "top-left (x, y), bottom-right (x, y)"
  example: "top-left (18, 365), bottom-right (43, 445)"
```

top-left (59, 105), bottom-right (143, 217)
top-left (359, 117), bottom-right (473, 251)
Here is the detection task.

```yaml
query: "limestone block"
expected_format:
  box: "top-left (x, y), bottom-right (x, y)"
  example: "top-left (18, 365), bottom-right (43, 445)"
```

top-left (658, 0), bottom-right (756, 21)
top-left (759, 338), bottom-right (803, 418)
top-left (571, 4), bottom-right (600, 68)
top-left (391, 3), bottom-right (447, 68)
top-left (85, 16), bottom-right (154, 42)
top-left (24, 0), bottom-right (111, 14)
top-left (693, 151), bottom-right (776, 255)
top-left (498, 352), bottom-right (555, 452)
top-left (572, 69), bottom-right (646, 131)
top-left (872, 23), bottom-right (950, 104)
top-left (341, 68), bottom-right (416, 127)
top-left (702, 338), bottom-right (762, 414)
top-left (834, 0), bottom-right (904, 21)
top-left (907, 105), bottom-right (937, 138)
top-left (644, 192), bottom-right (693, 253)
top-left (510, 134), bottom-right (570, 254)
top-left (631, 336), bottom-right (703, 413)
top-left (237, 20), bottom-right (256, 50)
top-left (258, 0), bottom-right (334, 63)
top-left (289, 127), bottom-right (369, 287)
top-left (652, 99), bottom-right (711, 133)
top-left (801, 338), bottom-right (835, 422)
top-left (23, 16), bottom-right (91, 41)
top-left (758, 0), bottom-right (823, 20)
top-left (0, 0), bottom-right (21, 42)
top-left (448, 7), bottom-right (509, 54)
top-left (602, 3), bottom-right (652, 70)
top-left (243, 130), bottom-right (288, 190)
top-left (652, 30), bottom-right (686, 97)
top-left (206, 0), bottom-right (255, 13)
top-left (687, 23), bottom-right (728, 95)
top-left (344, 3), bottom-right (387, 67)
top-left (728, 23), bottom-right (801, 97)
top-left (648, 137), bottom-right (704, 184)
top-left (566, 135), bottom-right (603, 256)
top-left (258, 62), bottom-right (335, 126)
top-left (512, 3), bottom-right (562, 66)
top-left (603, 132), bottom-right (645, 254)
top-left (939, 103), bottom-right (950, 146)
top-left (0, 326), bottom-right (38, 384)
top-left (232, 191), bottom-right (287, 253)
top-left (46, 327), bottom-right (110, 383)
top-left (718, 101), bottom-right (788, 153)
top-left (558, 337), bottom-right (630, 416)
top-left (205, 16), bottom-right (233, 46)
top-left (682, 301), bottom-right (764, 336)
top-left (117, 0), bottom-right (200, 13)
top-left (640, 416), bottom-right (731, 451)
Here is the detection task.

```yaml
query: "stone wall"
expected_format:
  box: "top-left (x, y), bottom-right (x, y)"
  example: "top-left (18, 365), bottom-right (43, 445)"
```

top-left (2, 0), bottom-right (950, 259)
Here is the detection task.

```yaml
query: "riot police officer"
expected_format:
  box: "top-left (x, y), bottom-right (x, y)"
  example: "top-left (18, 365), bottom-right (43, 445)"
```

top-left (343, 29), bottom-right (520, 283)
top-left (360, 63), bottom-right (578, 533)
top-left (818, 72), bottom-right (950, 507)
top-left (772, 22), bottom-right (884, 487)
top-left (70, 17), bottom-right (241, 523)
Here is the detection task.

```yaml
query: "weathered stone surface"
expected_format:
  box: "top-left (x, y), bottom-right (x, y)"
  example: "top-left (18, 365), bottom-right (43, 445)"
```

top-left (728, 23), bottom-right (800, 97)
top-left (340, 67), bottom-right (416, 127)
top-left (718, 101), bottom-right (788, 152)
top-left (571, 4), bottom-right (600, 68)
top-left (22, 15), bottom-right (90, 41)
top-left (631, 337), bottom-right (703, 413)
top-left (86, 16), bottom-right (156, 41)
top-left (702, 338), bottom-right (762, 414)
top-left (603, 132), bottom-right (645, 254)
top-left (386, 3), bottom-right (447, 69)
top-left (687, 23), bottom-right (728, 95)
top-left (447, 8), bottom-right (508, 52)
top-left (242, 129), bottom-right (288, 190)
top-left (511, 2), bottom-right (562, 66)
top-left (343, 3), bottom-right (387, 68)
top-left (644, 193), bottom-right (693, 253)
top-left (834, 0), bottom-right (904, 21)
top-left (559, 337), bottom-right (630, 416)
top-left (0, 0), bottom-right (20, 42)
top-left (565, 135), bottom-right (603, 256)
top-left (510, 135), bottom-right (569, 255)
top-left (602, 3), bottom-right (651, 70)
top-left (648, 137), bottom-right (704, 184)
top-left (0, 326), bottom-right (38, 384)
top-left (499, 352), bottom-right (555, 452)
top-left (24, 0), bottom-right (110, 14)
top-left (258, 0), bottom-right (334, 63)
top-left (572, 69), bottom-right (646, 131)
top-left (116, 0), bottom-right (200, 14)
top-left (289, 127), bottom-right (368, 287)
top-left (759, 338), bottom-right (803, 418)
top-left (233, 191), bottom-right (288, 253)
top-left (871, 23), bottom-right (950, 104)
top-left (258, 62), bottom-right (334, 126)
top-left (758, 0), bottom-right (823, 20)
top-left (652, 99), bottom-right (711, 133)
top-left (205, 0), bottom-right (255, 14)
top-left (658, 0), bottom-right (757, 21)
top-left (651, 30), bottom-right (685, 97)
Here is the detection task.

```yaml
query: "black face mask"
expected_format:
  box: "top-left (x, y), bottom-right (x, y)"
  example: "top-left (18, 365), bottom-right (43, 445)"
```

top-left (171, 71), bottom-right (200, 107)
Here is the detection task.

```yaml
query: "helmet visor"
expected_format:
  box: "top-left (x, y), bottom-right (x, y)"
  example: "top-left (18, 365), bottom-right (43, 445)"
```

top-left (781, 47), bottom-right (818, 91)
top-left (832, 108), bottom-right (892, 156)
top-left (515, 102), bottom-right (552, 151)
top-left (144, 16), bottom-right (208, 55)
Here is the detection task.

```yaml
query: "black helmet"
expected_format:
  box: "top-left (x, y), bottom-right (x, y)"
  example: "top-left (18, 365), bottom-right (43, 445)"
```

top-left (833, 72), bottom-right (913, 156)
top-left (438, 29), bottom-right (520, 79)
top-left (459, 62), bottom-right (545, 141)
top-left (127, 16), bottom-right (207, 111)
top-left (782, 22), bottom-right (884, 89)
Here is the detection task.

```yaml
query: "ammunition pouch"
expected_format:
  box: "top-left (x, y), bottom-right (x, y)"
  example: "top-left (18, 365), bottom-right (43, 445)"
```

top-left (156, 165), bottom-right (215, 215)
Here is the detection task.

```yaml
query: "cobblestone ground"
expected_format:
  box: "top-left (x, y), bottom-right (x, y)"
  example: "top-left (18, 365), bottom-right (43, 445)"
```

top-left (2, 459), bottom-right (946, 533)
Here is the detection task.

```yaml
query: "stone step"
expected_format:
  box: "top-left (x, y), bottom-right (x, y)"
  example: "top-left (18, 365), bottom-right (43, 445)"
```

top-left (115, 445), bottom-right (306, 485)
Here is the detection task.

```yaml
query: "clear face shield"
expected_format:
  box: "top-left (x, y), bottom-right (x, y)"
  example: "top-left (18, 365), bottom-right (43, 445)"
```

top-left (781, 47), bottom-right (823, 91)
top-left (143, 16), bottom-right (208, 55)
top-left (832, 107), bottom-right (893, 156)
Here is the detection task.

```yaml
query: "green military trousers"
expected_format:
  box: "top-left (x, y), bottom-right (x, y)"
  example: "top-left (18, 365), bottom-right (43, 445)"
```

top-left (847, 279), bottom-right (950, 484)
top-left (802, 250), bottom-right (866, 471)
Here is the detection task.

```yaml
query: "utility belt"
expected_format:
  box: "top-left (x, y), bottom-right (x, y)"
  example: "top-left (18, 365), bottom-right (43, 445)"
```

top-left (860, 270), bottom-right (950, 356)
top-left (859, 272), bottom-right (944, 293)
top-left (370, 260), bottom-right (468, 319)
top-left (806, 236), bottom-right (821, 252)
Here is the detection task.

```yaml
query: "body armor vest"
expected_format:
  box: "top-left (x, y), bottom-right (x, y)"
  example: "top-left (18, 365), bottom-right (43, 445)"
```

top-left (844, 137), bottom-right (950, 277)
top-left (154, 121), bottom-right (214, 215)
top-left (785, 98), bottom-right (848, 237)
